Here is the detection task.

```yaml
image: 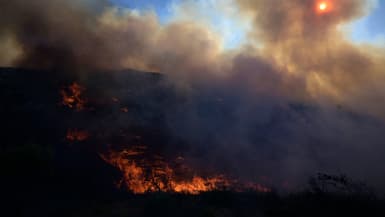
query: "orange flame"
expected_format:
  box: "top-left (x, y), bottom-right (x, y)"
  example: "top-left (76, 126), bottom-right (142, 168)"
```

top-left (61, 82), bottom-right (87, 111)
top-left (66, 129), bottom-right (89, 142)
top-left (172, 176), bottom-right (231, 194)
top-left (101, 147), bottom-right (270, 194)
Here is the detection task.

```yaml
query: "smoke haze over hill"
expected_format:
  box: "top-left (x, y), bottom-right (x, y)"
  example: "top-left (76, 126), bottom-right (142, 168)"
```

top-left (1, 0), bottom-right (385, 191)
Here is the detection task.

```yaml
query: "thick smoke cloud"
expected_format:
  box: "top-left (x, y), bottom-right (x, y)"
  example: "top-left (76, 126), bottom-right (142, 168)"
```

top-left (0, 0), bottom-right (224, 77)
top-left (0, 0), bottom-right (111, 71)
top-left (236, 0), bottom-right (385, 118)
top-left (1, 0), bottom-right (385, 190)
top-left (238, 0), bottom-right (369, 42)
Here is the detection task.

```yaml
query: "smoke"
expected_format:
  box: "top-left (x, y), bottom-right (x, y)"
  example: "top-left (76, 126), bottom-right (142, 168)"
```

top-left (1, 0), bottom-right (385, 190)
top-left (1, 0), bottom-right (383, 112)
top-left (0, 0), bottom-right (224, 76)
top-left (236, 0), bottom-right (385, 118)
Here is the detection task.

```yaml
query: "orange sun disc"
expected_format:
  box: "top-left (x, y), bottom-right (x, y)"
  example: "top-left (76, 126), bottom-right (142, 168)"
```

top-left (319, 3), bottom-right (327, 10)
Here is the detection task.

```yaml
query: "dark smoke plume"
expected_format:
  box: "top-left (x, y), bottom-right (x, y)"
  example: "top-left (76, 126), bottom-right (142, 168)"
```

top-left (1, 0), bottom-right (385, 191)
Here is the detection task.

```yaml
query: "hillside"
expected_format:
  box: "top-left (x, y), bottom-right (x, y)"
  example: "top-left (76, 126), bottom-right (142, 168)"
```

top-left (1, 67), bottom-right (385, 217)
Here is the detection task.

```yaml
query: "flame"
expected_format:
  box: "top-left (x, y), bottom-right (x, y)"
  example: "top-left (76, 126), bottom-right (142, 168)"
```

top-left (66, 128), bottom-right (89, 142)
top-left (60, 82), bottom-right (87, 111)
top-left (172, 176), bottom-right (230, 194)
top-left (101, 147), bottom-right (270, 194)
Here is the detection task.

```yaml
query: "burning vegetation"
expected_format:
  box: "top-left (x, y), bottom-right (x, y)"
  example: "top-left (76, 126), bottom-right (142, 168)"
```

top-left (101, 146), bottom-right (270, 194)
top-left (60, 82), bottom-right (87, 111)
top-left (58, 80), bottom-right (271, 195)
top-left (66, 128), bottom-right (90, 142)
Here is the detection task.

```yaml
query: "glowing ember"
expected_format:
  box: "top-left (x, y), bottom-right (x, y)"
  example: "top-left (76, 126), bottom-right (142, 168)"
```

top-left (66, 129), bottom-right (89, 142)
top-left (101, 147), bottom-right (270, 194)
top-left (60, 82), bottom-right (87, 111)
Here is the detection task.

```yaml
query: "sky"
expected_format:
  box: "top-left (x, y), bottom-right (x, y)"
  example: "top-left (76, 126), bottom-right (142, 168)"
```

top-left (109, 0), bottom-right (252, 49)
top-left (110, 0), bottom-right (385, 47)
top-left (349, 0), bottom-right (385, 43)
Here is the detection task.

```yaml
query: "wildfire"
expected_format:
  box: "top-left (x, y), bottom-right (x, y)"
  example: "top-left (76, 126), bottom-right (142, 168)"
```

top-left (66, 129), bottom-right (89, 142)
top-left (60, 82), bottom-right (87, 111)
top-left (101, 147), bottom-right (270, 194)
top-left (172, 176), bottom-right (230, 194)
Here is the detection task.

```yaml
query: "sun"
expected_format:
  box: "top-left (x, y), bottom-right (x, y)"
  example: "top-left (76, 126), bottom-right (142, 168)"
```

top-left (317, 1), bottom-right (332, 13)
top-left (319, 2), bottom-right (328, 11)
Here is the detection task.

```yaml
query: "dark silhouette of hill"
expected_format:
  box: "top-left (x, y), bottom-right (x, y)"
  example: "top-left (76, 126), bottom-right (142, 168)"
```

top-left (1, 67), bottom-right (385, 217)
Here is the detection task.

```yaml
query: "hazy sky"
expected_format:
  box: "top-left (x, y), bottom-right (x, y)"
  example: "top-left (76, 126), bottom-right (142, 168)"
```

top-left (110, 0), bottom-right (385, 46)
top-left (349, 1), bottom-right (385, 43)
top-left (109, 0), bottom-right (253, 48)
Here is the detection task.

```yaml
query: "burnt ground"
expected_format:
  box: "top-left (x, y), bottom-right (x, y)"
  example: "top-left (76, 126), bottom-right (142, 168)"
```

top-left (3, 192), bottom-right (384, 217)
top-left (1, 67), bottom-right (385, 217)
